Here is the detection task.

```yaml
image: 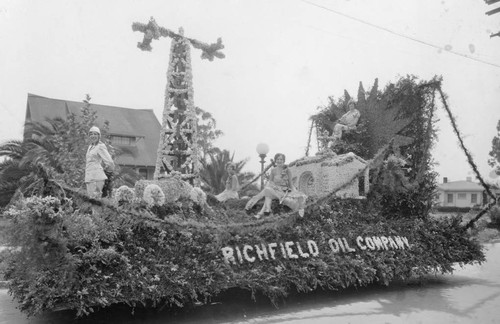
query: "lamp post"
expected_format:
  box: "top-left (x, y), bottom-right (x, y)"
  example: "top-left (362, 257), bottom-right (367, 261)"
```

top-left (256, 143), bottom-right (270, 189)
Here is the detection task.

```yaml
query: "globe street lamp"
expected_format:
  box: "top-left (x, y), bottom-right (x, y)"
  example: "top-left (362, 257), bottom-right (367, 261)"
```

top-left (256, 143), bottom-right (270, 189)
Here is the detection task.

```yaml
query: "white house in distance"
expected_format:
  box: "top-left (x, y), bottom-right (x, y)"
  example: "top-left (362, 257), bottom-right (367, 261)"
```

top-left (436, 177), bottom-right (484, 208)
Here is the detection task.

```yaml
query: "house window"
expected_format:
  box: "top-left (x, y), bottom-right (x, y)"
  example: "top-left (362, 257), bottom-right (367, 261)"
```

top-left (110, 135), bottom-right (135, 146)
top-left (447, 194), bottom-right (453, 203)
top-left (458, 193), bottom-right (466, 200)
top-left (471, 194), bottom-right (477, 204)
top-left (138, 168), bottom-right (148, 179)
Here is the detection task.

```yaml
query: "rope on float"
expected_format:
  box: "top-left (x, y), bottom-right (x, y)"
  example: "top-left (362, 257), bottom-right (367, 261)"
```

top-left (239, 160), bottom-right (275, 192)
top-left (305, 120), bottom-right (314, 157)
top-left (436, 85), bottom-right (497, 229)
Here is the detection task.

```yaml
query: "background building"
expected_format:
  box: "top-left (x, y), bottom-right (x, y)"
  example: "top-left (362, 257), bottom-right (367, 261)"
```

top-left (25, 93), bottom-right (160, 179)
top-left (436, 177), bottom-right (485, 208)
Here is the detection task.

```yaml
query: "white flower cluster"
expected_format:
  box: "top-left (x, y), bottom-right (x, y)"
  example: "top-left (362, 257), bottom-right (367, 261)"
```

top-left (115, 186), bottom-right (135, 204)
top-left (143, 184), bottom-right (165, 207)
top-left (189, 187), bottom-right (207, 205)
top-left (384, 154), bottom-right (407, 167)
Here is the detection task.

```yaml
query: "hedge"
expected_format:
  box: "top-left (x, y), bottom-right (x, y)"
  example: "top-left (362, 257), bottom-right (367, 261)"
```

top-left (2, 195), bottom-right (485, 317)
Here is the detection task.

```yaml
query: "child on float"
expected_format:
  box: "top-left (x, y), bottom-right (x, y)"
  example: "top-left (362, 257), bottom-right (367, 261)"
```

top-left (245, 153), bottom-right (306, 218)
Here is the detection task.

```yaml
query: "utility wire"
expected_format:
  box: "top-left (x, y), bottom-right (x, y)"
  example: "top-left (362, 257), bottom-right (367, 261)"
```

top-left (301, 0), bottom-right (500, 69)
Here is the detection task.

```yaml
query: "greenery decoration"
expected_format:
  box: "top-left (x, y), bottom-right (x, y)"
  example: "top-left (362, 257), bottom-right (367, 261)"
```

top-left (311, 76), bottom-right (440, 219)
top-left (489, 206), bottom-right (500, 227)
top-left (488, 120), bottom-right (500, 175)
top-left (132, 18), bottom-right (225, 61)
top-left (1, 73), bottom-right (492, 320)
top-left (2, 194), bottom-right (484, 317)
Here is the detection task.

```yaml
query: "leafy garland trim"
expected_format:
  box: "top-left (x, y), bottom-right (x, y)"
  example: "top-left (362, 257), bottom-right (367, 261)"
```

top-left (436, 85), bottom-right (497, 229)
top-left (131, 17), bottom-right (225, 61)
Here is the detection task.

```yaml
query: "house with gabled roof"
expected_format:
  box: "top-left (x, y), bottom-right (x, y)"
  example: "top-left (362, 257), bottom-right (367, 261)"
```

top-left (436, 177), bottom-right (485, 208)
top-left (25, 93), bottom-right (161, 179)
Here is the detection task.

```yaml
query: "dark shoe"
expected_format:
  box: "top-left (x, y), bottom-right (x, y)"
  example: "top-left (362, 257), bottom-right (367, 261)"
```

top-left (264, 211), bottom-right (270, 216)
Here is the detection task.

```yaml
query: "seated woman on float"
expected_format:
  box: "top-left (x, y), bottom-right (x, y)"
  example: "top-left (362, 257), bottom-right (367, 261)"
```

top-left (215, 162), bottom-right (240, 202)
top-left (329, 100), bottom-right (360, 146)
top-left (245, 153), bottom-right (306, 218)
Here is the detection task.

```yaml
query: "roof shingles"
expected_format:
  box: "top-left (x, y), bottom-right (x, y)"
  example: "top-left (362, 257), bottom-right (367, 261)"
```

top-left (26, 93), bottom-right (160, 167)
top-left (438, 180), bottom-right (484, 192)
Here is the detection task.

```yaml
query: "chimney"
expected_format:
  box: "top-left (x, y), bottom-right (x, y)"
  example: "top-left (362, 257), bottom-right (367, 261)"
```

top-left (443, 177), bottom-right (448, 183)
top-left (466, 177), bottom-right (472, 182)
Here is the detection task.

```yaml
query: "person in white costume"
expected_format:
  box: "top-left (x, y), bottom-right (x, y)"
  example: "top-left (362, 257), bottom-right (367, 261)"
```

top-left (85, 126), bottom-right (115, 198)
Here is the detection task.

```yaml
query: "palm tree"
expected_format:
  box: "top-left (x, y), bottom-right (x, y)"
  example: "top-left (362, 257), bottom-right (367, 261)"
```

top-left (0, 123), bottom-right (63, 206)
top-left (199, 149), bottom-right (250, 194)
top-left (0, 115), bottom-right (139, 207)
top-left (0, 155), bottom-right (27, 206)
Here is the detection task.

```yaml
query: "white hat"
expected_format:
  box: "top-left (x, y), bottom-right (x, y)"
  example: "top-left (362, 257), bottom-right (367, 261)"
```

top-left (89, 126), bottom-right (101, 135)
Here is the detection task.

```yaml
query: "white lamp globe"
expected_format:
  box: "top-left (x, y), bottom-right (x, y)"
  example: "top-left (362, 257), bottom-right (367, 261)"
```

top-left (256, 143), bottom-right (270, 156)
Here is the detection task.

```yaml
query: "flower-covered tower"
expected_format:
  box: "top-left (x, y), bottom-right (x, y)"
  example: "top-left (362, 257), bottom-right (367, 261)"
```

top-left (132, 17), bottom-right (224, 183)
top-left (154, 29), bottom-right (198, 181)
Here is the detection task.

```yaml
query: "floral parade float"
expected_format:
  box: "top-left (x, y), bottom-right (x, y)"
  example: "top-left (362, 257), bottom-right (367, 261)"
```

top-left (2, 18), bottom-right (496, 318)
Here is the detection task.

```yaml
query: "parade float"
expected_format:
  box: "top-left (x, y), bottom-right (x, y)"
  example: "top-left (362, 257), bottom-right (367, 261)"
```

top-left (2, 18), bottom-right (496, 317)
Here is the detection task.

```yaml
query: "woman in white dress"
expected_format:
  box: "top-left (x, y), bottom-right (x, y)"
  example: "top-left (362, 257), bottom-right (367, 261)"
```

top-left (245, 153), bottom-right (306, 218)
top-left (85, 126), bottom-right (115, 198)
top-left (215, 162), bottom-right (240, 202)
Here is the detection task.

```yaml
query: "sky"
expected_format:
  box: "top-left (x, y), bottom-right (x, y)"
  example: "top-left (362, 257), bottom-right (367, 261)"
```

top-left (1, 0), bottom-right (499, 184)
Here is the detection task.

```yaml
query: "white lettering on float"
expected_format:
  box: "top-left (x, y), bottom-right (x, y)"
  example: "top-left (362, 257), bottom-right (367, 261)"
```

top-left (254, 243), bottom-right (269, 261)
top-left (285, 241), bottom-right (299, 259)
top-left (307, 240), bottom-right (319, 257)
top-left (221, 236), bottom-right (412, 265)
top-left (268, 242), bottom-right (277, 260)
top-left (243, 245), bottom-right (255, 263)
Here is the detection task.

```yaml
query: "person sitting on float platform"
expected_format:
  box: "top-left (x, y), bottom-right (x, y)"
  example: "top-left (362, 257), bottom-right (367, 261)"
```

top-left (245, 153), bottom-right (306, 218)
top-left (85, 126), bottom-right (115, 199)
top-left (330, 100), bottom-right (360, 146)
top-left (215, 162), bottom-right (240, 202)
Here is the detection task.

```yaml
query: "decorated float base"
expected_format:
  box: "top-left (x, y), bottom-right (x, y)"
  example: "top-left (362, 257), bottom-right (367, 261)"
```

top-left (3, 193), bottom-right (484, 317)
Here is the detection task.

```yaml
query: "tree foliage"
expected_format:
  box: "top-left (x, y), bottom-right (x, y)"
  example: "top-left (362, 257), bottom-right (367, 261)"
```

top-left (0, 95), bottom-right (138, 207)
top-left (199, 149), bottom-right (254, 195)
top-left (311, 75), bottom-right (440, 218)
top-left (488, 120), bottom-right (500, 175)
top-left (195, 106), bottom-right (224, 158)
